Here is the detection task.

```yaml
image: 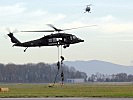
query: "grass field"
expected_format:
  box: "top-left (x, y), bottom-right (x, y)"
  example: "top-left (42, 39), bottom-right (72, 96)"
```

top-left (0, 83), bottom-right (133, 98)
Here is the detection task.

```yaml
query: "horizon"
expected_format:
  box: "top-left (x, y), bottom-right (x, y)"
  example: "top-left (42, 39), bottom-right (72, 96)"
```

top-left (1, 59), bottom-right (133, 67)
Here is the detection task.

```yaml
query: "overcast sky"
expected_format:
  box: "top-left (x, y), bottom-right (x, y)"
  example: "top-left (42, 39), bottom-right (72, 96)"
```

top-left (0, 0), bottom-right (133, 65)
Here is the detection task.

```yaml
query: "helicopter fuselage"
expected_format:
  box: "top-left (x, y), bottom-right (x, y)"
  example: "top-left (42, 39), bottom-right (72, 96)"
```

top-left (86, 7), bottom-right (90, 12)
top-left (10, 33), bottom-right (84, 48)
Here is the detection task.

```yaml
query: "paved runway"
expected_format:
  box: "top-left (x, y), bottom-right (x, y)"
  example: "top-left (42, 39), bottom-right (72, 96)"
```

top-left (0, 98), bottom-right (133, 100)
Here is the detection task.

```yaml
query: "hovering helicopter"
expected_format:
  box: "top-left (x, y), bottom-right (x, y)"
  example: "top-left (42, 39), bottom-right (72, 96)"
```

top-left (7, 24), bottom-right (96, 86)
top-left (7, 24), bottom-right (96, 52)
top-left (84, 4), bottom-right (92, 13)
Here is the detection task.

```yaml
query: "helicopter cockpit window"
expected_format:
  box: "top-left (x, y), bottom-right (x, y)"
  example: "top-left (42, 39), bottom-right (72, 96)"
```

top-left (73, 35), bottom-right (77, 39)
top-left (70, 36), bottom-right (73, 40)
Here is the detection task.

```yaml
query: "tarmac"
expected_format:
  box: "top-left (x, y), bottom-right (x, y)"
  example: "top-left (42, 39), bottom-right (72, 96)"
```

top-left (0, 98), bottom-right (133, 100)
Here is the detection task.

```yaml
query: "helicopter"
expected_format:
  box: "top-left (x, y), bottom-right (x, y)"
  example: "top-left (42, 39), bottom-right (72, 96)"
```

top-left (84, 4), bottom-right (92, 13)
top-left (7, 24), bottom-right (96, 52)
top-left (7, 24), bottom-right (96, 86)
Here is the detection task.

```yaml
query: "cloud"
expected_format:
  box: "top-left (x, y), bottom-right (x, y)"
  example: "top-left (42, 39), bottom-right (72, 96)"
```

top-left (100, 15), bottom-right (116, 23)
top-left (65, 15), bottom-right (133, 35)
top-left (0, 3), bottom-right (26, 16)
top-left (0, 3), bottom-right (66, 23)
top-left (0, 3), bottom-right (67, 44)
top-left (100, 22), bottom-right (133, 33)
top-left (59, 15), bottom-right (133, 43)
top-left (1, 3), bottom-right (132, 42)
top-left (0, 3), bottom-right (66, 34)
top-left (120, 40), bottom-right (133, 42)
top-left (94, 15), bottom-right (133, 34)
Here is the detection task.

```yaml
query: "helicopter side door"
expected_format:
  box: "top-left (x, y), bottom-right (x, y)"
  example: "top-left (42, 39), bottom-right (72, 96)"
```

top-left (48, 38), bottom-right (58, 46)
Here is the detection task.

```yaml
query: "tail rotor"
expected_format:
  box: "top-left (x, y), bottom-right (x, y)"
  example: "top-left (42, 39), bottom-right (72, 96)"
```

top-left (6, 28), bottom-right (20, 44)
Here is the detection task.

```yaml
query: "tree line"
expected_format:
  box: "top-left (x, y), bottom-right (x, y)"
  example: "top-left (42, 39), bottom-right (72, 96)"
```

top-left (1, 62), bottom-right (132, 83)
top-left (88, 72), bottom-right (133, 82)
top-left (0, 63), bottom-right (87, 83)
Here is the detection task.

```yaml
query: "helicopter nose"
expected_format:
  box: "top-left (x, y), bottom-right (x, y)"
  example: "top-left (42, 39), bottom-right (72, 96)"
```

top-left (78, 39), bottom-right (84, 42)
top-left (80, 39), bottom-right (84, 42)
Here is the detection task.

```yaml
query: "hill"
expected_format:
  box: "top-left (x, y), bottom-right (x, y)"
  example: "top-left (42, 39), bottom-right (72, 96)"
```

top-left (64, 60), bottom-right (133, 76)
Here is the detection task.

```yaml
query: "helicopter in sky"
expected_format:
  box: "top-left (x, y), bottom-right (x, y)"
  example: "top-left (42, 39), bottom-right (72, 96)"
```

top-left (84, 4), bottom-right (92, 13)
top-left (7, 24), bottom-right (96, 86)
top-left (7, 24), bottom-right (96, 52)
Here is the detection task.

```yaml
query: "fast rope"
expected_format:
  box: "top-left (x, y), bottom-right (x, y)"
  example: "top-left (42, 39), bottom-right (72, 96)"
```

top-left (60, 45), bottom-right (64, 85)
top-left (52, 45), bottom-right (65, 86)
top-left (53, 45), bottom-right (60, 86)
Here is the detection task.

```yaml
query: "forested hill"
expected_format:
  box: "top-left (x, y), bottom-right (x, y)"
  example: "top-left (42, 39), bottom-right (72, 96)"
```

top-left (64, 60), bottom-right (133, 76)
top-left (0, 63), bottom-right (87, 83)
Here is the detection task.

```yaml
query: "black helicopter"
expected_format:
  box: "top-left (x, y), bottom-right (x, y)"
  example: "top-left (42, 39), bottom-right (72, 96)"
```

top-left (84, 4), bottom-right (92, 13)
top-left (7, 24), bottom-right (96, 86)
top-left (7, 24), bottom-right (95, 52)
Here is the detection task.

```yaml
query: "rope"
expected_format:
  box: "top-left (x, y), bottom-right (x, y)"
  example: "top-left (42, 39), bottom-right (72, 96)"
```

top-left (52, 46), bottom-right (60, 86)
top-left (61, 45), bottom-right (62, 57)
top-left (52, 45), bottom-right (65, 86)
top-left (60, 45), bottom-right (64, 85)
top-left (53, 62), bottom-right (60, 84)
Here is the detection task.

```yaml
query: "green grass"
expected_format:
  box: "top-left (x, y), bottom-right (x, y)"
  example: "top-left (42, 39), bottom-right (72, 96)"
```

top-left (0, 83), bottom-right (133, 98)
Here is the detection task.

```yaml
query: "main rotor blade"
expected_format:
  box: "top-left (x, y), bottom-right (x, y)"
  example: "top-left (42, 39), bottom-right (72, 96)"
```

top-left (62, 25), bottom-right (97, 31)
top-left (87, 4), bottom-right (92, 6)
top-left (47, 24), bottom-right (63, 32)
top-left (21, 30), bottom-right (54, 32)
top-left (21, 24), bottom-right (97, 33)
top-left (47, 24), bottom-right (97, 32)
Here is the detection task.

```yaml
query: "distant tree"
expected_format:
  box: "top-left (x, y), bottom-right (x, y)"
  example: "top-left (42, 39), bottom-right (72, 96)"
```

top-left (0, 63), bottom-right (87, 83)
top-left (128, 74), bottom-right (133, 82)
top-left (88, 73), bottom-right (133, 82)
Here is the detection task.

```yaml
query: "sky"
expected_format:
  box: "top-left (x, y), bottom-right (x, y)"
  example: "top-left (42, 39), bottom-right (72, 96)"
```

top-left (0, 0), bottom-right (133, 65)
